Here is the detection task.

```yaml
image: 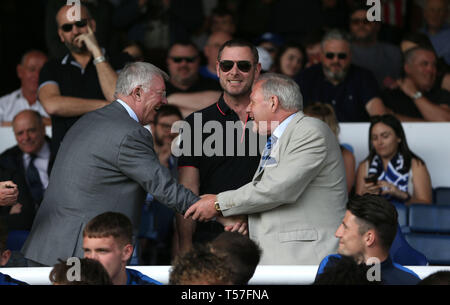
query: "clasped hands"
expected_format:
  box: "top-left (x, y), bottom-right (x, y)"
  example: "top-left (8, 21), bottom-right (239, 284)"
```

top-left (185, 194), bottom-right (248, 235)
top-left (0, 181), bottom-right (18, 206)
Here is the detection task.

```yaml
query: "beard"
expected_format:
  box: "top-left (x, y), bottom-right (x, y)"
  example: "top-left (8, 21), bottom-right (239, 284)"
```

top-left (323, 64), bottom-right (349, 83)
top-left (65, 40), bottom-right (88, 54)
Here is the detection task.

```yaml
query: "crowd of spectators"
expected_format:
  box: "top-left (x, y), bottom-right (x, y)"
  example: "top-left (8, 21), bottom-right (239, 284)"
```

top-left (1, 0), bottom-right (450, 286)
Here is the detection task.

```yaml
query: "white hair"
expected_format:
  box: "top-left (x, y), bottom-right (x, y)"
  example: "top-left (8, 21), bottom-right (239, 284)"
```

top-left (114, 62), bottom-right (169, 98)
top-left (258, 73), bottom-right (303, 111)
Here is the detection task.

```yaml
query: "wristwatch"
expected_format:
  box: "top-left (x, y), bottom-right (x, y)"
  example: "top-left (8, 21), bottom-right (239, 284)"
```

top-left (214, 201), bottom-right (222, 214)
top-left (93, 55), bottom-right (106, 65)
top-left (412, 91), bottom-right (423, 100)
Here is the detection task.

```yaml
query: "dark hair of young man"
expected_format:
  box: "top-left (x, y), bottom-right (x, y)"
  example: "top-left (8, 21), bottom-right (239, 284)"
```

top-left (82, 212), bottom-right (133, 247)
top-left (347, 194), bottom-right (398, 252)
top-left (217, 39), bottom-right (259, 64)
top-left (49, 258), bottom-right (112, 285)
top-left (209, 232), bottom-right (262, 284)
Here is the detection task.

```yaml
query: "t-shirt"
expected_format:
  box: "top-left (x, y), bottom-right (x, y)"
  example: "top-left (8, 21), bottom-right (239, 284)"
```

top-left (126, 268), bottom-right (162, 285)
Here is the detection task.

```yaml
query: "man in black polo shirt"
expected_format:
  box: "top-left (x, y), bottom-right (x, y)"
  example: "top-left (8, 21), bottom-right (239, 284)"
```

top-left (381, 46), bottom-right (450, 121)
top-left (165, 41), bottom-right (222, 118)
top-left (38, 4), bottom-right (132, 163)
top-left (296, 29), bottom-right (388, 122)
top-left (175, 39), bottom-right (263, 254)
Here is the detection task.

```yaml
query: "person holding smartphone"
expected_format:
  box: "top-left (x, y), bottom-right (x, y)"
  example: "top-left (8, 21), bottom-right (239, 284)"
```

top-left (355, 114), bottom-right (432, 205)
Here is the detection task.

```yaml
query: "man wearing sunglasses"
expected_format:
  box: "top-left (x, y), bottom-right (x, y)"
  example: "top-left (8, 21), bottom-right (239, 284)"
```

top-left (349, 4), bottom-right (402, 88)
top-left (175, 39), bottom-right (264, 255)
top-left (165, 41), bottom-right (221, 118)
top-left (38, 4), bottom-right (132, 165)
top-left (296, 29), bottom-right (388, 122)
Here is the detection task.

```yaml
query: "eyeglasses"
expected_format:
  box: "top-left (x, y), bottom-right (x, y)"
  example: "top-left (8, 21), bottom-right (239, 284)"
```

top-left (350, 18), bottom-right (371, 26)
top-left (325, 52), bottom-right (348, 60)
top-left (60, 19), bottom-right (88, 32)
top-left (219, 60), bottom-right (252, 73)
top-left (170, 56), bottom-right (197, 63)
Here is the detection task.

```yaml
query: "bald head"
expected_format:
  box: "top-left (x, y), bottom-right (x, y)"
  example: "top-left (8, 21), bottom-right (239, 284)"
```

top-left (12, 110), bottom-right (46, 155)
top-left (17, 50), bottom-right (48, 95)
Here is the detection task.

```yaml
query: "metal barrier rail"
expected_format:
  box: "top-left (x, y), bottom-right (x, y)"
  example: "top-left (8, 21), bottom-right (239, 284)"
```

top-left (1, 265), bottom-right (450, 285)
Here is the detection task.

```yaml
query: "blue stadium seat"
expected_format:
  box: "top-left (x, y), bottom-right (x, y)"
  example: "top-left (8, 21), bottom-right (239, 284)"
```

top-left (392, 202), bottom-right (409, 233)
top-left (404, 204), bottom-right (450, 265)
top-left (6, 230), bottom-right (29, 251)
top-left (434, 187), bottom-right (450, 205)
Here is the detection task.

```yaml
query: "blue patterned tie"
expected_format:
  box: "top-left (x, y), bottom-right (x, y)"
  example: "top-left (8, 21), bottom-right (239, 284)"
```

top-left (259, 135), bottom-right (277, 172)
top-left (26, 154), bottom-right (44, 205)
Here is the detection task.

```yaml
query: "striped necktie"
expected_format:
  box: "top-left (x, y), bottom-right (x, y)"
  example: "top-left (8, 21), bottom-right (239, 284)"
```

top-left (259, 135), bottom-right (278, 172)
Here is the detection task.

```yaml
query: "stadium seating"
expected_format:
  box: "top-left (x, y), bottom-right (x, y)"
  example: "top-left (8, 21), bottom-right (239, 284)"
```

top-left (433, 187), bottom-right (450, 205)
top-left (404, 204), bottom-right (450, 265)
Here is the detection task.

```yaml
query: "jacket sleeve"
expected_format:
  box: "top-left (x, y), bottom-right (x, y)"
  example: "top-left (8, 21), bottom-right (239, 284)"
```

top-left (117, 126), bottom-right (199, 214)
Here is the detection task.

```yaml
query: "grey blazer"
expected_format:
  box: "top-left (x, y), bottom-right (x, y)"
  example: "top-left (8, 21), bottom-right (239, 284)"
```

top-left (22, 101), bottom-right (199, 266)
top-left (218, 112), bottom-right (347, 265)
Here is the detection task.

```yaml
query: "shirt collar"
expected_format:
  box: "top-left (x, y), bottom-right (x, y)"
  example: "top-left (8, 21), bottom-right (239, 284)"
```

top-left (272, 112), bottom-right (297, 139)
top-left (116, 99), bottom-right (139, 123)
top-left (24, 140), bottom-right (50, 161)
top-left (216, 94), bottom-right (233, 116)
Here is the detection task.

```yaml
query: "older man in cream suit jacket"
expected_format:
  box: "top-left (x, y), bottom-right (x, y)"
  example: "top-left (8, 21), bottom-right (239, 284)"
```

top-left (185, 73), bottom-right (347, 265)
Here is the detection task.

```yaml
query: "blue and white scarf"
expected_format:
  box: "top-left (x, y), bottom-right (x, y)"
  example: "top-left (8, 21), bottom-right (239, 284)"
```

top-left (368, 153), bottom-right (410, 203)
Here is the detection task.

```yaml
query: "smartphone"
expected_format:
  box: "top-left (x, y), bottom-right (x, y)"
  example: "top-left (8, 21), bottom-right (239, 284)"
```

top-left (364, 174), bottom-right (378, 184)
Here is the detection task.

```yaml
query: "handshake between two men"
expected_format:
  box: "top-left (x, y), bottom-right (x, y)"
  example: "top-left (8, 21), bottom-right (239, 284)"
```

top-left (184, 194), bottom-right (248, 236)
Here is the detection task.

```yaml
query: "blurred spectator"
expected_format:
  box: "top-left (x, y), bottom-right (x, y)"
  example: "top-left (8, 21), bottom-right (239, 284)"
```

top-left (139, 105), bottom-right (183, 265)
top-left (39, 4), bottom-right (132, 164)
top-left (45, 0), bottom-right (116, 59)
top-left (256, 32), bottom-right (285, 62)
top-left (418, 0), bottom-right (450, 65)
top-left (272, 43), bottom-right (306, 78)
top-left (209, 232), bottom-right (262, 285)
top-left (314, 254), bottom-right (379, 285)
top-left (0, 222), bottom-right (28, 285)
top-left (304, 102), bottom-right (356, 194)
top-left (0, 111), bottom-right (50, 231)
top-left (349, 5), bottom-right (403, 89)
top-left (200, 31), bottom-right (233, 81)
top-left (303, 30), bottom-right (325, 68)
top-left (192, 7), bottom-right (236, 50)
top-left (420, 0), bottom-right (449, 36)
top-left (169, 244), bottom-right (233, 285)
top-left (165, 41), bottom-right (221, 117)
top-left (296, 29), bottom-right (388, 122)
top-left (0, 50), bottom-right (50, 126)
top-left (381, 46), bottom-right (450, 121)
top-left (418, 271), bottom-right (450, 285)
top-left (316, 194), bottom-right (421, 285)
top-left (83, 212), bottom-right (162, 285)
top-left (256, 46), bottom-right (273, 73)
top-left (49, 258), bottom-right (112, 285)
top-left (122, 41), bottom-right (145, 61)
top-left (355, 114), bottom-right (432, 205)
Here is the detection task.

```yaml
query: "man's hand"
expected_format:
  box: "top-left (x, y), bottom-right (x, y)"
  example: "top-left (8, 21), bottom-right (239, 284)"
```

top-left (184, 194), bottom-right (218, 221)
top-left (216, 215), bottom-right (248, 235)
top-left (73, 25), bottom-right (102, 58)
top-left (0, 181), bottom-right (18, 206)
top-left (397, 77), bottom-right (418, 98)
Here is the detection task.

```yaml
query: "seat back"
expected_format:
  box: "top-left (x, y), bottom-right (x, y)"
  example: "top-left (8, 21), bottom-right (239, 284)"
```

top-left (434, 187), bottom-right (450, 205)
top-left (409, 204), bottom-right (450, 233)
top-left (6, 230), bottom-right (30, 251)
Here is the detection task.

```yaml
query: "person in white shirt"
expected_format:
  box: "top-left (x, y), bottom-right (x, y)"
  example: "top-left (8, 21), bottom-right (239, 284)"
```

top-left (0, 50), bottom-right (50, 126)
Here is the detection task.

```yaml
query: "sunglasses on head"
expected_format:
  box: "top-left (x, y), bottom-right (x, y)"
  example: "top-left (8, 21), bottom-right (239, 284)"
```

top-left (219, 60), bottom-right (252, 73)
top-left (170, 56), bottom-right (197, 63)
top-left (325, 52), bottom-right (348, 60)
top-left (61, 19), bottom-right (88, 32)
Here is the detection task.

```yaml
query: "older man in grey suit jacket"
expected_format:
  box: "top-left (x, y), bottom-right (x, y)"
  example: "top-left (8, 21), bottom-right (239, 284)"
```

top-left (21, 62), bottom-right (244, 267)
top-left (185, 73), bottom-right (348, 265)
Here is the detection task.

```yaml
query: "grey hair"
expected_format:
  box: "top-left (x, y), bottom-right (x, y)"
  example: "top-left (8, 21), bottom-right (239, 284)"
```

top-left (114, 62), bottom-right (169, 98)
top-left (258, 73), bottom-right (303, 111)
top-left (321, 29), bottom-right (351, 49)
top-left (403, 46), bottom-right (436, 65)
top-left (20, 50), bottom-right (47, 65)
